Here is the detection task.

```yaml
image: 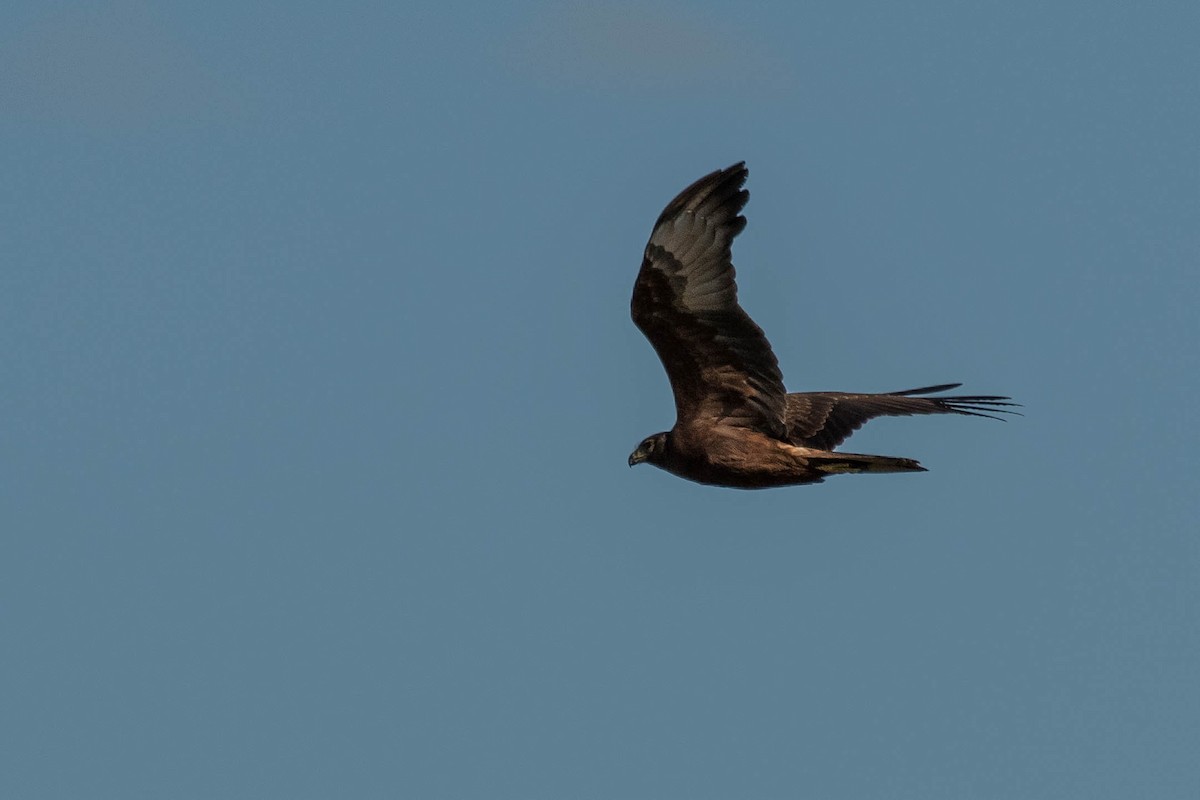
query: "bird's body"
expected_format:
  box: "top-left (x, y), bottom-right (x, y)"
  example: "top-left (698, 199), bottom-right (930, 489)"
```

top-left (637, 425), bottom-right (925, 489)
top-left (628, 163), bottom-right (1015, 489)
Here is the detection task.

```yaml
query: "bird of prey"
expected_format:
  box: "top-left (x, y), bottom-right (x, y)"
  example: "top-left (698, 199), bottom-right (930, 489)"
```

top-left (628, 162), bottom-right (1016, 488)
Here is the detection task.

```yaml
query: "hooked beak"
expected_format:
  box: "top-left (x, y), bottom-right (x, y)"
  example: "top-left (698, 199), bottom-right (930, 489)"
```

top-left (628, 450), bottom-right (645, 468)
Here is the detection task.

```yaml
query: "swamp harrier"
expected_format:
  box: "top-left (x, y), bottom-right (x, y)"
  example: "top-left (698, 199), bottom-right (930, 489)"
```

top-left (628, 162), bottom-right (1016, 488)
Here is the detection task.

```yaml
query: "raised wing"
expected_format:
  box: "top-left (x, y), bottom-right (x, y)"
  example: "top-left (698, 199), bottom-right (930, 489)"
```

top-left (785, 384), bottom-right (1018, 450)
top-left (631, 163), bottom-right (787, 436)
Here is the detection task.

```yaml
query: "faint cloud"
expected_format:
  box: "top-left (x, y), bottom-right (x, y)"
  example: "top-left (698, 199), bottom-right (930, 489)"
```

top-left (0, 3), bottom-right (236, 129)
top-left (509, 2), bottom-right (791, 93)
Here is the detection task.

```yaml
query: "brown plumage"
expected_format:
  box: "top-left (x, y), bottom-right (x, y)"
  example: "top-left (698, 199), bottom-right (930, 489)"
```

top-left (628, 162), bottom-right (1016, 488)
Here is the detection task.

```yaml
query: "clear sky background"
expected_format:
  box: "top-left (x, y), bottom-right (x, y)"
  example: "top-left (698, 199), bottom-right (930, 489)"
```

top-left (2, 2), bottom-right (1197, 798)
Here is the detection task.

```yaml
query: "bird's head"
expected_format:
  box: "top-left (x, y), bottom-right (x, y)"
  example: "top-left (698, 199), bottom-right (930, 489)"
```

top-left (628, 432), bottom-right (668, 467)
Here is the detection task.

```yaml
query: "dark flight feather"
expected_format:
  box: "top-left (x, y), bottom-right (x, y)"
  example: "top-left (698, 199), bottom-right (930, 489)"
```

top-left (785, 384), bottom-right (1020, 451)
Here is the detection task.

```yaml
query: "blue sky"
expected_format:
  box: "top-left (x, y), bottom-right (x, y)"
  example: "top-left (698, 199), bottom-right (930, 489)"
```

top-left (2, 2), bottom-right (1197, 798)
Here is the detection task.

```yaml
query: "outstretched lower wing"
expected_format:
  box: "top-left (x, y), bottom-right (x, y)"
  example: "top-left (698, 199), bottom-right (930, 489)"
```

top-left (785, 383), bottom-right (1019, 450)
top-left (631, 163), bottom-right (787, 436)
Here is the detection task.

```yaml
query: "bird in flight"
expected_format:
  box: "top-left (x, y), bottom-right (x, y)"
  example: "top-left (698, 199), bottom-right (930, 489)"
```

top-left (628, 162), bottom-right (1016, 488)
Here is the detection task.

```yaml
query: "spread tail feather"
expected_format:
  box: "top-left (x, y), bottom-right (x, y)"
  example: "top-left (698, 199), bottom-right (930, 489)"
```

top-left (811, 452), bottom-right (927, 475)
